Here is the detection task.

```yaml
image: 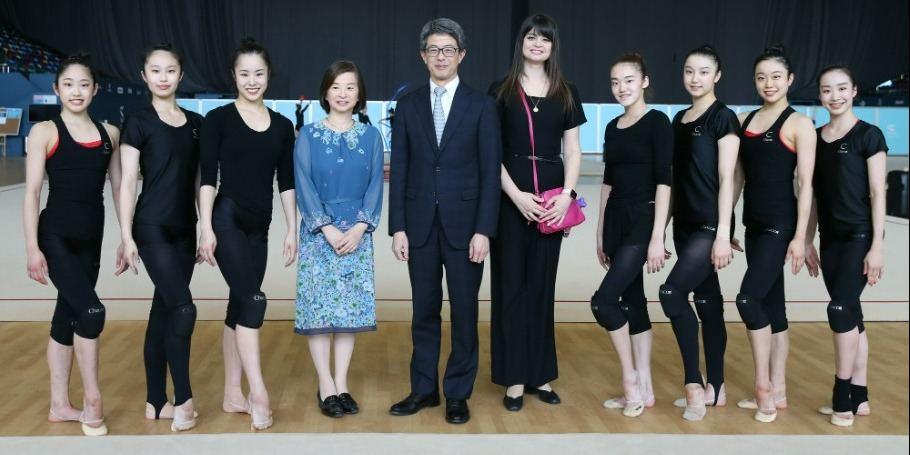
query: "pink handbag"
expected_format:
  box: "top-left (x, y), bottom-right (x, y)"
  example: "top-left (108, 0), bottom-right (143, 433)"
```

top-left (518, 87), bottom-right (586, 235)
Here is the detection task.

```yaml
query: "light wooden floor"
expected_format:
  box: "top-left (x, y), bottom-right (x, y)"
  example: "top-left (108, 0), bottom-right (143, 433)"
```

top-left (0, 321), bottom-right (906, 436)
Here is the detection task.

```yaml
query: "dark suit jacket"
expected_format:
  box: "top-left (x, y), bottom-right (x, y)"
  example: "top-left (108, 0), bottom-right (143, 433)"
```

top-left (388, 81), bottom-right (502, 250)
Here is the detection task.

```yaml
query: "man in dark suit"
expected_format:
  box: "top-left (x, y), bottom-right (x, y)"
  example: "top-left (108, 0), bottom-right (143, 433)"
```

top-left (388, 17), bottom-right (501, 424)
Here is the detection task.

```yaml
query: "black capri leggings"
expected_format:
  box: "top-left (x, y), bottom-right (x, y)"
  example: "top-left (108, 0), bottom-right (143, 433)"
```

top-left (659, 226), bottom-right (726, 389)
top-left (212, 195), bottom-right (270, 330)
top-left (134, 224), bottom-right (197, 414)
top-left (590, 244), bottom-right (652, 335)
top-left (736, 227), bottom-right (792, 333)
top-left (820, 233), bottom-right (871, 334)
top-left (40, 232), bottom-right (105, 345)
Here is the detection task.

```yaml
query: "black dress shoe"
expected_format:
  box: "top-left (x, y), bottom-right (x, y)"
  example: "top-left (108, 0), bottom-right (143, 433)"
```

top-left (503, 394), bottom-right (523, 411)
top-left (389, 392), bottom-right (440, 416)
top-left (445, 399), bottom-right (470, 424)
top-left (318, 390), bottom-right (344, 418)
top-left (527, 387), bottom-right (562, 404)
top-left (338, 393), bottom-right (359, 414)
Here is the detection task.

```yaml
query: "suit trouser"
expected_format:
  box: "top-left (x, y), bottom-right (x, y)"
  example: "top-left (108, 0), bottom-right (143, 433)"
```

top-left (407, 213), bottom-right (483, 399)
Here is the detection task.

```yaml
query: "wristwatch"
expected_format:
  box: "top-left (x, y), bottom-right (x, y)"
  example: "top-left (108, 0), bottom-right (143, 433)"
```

top-left (561, 188), bottom-right (577, 199)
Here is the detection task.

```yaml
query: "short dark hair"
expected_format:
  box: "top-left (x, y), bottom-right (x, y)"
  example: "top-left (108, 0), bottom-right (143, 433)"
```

top-left (55, 52), bottom-right (97, 85)
top-left (232, 37), bottom-right (272, 76)
top-left (419, 17), bottom-right (466, 51)
top-left (143, 42), bottom-right (183, 71)
top-left (318, 60), bottom-right (367, 114)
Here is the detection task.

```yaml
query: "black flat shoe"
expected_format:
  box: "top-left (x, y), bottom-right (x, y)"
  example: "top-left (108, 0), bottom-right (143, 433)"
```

top-left (503, 394), bottom-right (523, 411)
top-left (338, 393), bottom-right (359, 415)
top-left (527, 387), bottom-right (561, 405)
top-left (317, 390), bottom-right (344, 418)
top-left (445, 399), bottom-right (470, 424)
top-left (389, 392), bottom-right (440, 416)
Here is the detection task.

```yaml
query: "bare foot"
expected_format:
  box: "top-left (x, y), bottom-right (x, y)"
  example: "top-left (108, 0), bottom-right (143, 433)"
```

top-left (223, 393), bottom-right (250, 414)
top-left (48, 404), bottom-right (82, 422)
top-left (145, 402), bottom-right (174, 420)
top-left (248, 392), bottom-right (273, 431)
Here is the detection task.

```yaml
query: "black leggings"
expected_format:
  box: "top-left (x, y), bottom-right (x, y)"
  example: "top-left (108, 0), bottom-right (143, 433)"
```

top-left (820, 233), bottom-right (871, 334)
top-left (135, 225), bottom-right (197, 413)
top-left (212, 195), bottom-right (269, 330)
top-left (591, 244), bottom-right (652, 335)
top-left (40, 232), bottom-right (105, 345)
top-left (736, 228), bottom-right (791, 333)
top-left (659, 227), bottom-right (726, 388)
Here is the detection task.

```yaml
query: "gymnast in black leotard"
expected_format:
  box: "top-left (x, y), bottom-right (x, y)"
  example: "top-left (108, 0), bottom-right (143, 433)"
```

top-left (733, 45), bottom-right (817, 423)
top-left (659, 45), bottom-right (740, 421)
top-left (196, 38), bottom-right (297, 431)
top-left (23, 54), bottom-right (122, 436)
top-left (806, 65), bottom-right (888, 427)
top-left (116, 43), bottom-right (203, 431)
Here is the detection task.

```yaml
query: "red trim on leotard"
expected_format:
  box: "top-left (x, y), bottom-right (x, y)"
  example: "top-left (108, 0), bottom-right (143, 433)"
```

top-left (47, 138), bottom-right (59, 158)
top-left (780, 130), bottom-right (796, 154)
top-left (46, 138), bottom-right (103, 159)
top-left (743, 130), bottom-right (761, 138)
top-left (79, 140), bottom-right (103, 148)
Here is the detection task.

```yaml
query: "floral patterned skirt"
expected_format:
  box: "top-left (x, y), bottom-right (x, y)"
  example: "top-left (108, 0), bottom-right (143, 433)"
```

top-left (294, 229), bottom-right (377, 335)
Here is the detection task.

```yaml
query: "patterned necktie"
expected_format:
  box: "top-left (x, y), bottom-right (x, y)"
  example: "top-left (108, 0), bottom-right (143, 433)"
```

top-left (432, 86), bottom-right (447, 145)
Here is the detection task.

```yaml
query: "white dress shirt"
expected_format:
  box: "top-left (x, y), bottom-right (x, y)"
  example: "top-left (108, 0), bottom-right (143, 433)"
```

top-left (429, 76), bottom-right (460, 123)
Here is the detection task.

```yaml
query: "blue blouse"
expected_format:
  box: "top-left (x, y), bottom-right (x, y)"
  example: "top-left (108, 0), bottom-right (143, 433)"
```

top-left (294, 120), bottom-right (384, 234)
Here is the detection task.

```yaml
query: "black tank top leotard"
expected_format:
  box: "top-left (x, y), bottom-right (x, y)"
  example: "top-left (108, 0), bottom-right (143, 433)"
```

top-left (40, 115), bottom-right (113, 239)
top-left (739, 106), bottom-right (797, 231)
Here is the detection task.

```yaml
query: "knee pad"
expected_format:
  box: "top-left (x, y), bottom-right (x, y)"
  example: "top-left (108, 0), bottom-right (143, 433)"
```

top-left (658, 284), bottom-right (687, 319)
top-left (590, 291), bottom-right (626, 332)
top-left (827, 301), bottom-right (859, 333)
top-left (735, 293), bottom-right (769, 331)
top-left (50, 321), bottom-right (75, 346)
top-left (622, 298), bottom-right (652, 335)
top-left (694, 295), bottom-right (724, 323)
top-left (170, 302), bottom-right (197, 337)
top-left (238, 292), bottom-right (267, 329)
top-left (76, 302), bottom-right (106, 339)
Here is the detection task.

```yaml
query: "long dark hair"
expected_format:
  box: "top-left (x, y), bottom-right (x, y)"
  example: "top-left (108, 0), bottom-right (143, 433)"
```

top-left (495, 14), bottom-right (574, 112)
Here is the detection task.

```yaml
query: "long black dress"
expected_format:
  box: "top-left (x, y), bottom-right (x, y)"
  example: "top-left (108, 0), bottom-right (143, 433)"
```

top-left (489, 82), bottom-right (586, 387)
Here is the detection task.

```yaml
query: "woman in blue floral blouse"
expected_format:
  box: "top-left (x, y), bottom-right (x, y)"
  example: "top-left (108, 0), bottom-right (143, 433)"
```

top-left (294, 60), bottom-right (383, 418)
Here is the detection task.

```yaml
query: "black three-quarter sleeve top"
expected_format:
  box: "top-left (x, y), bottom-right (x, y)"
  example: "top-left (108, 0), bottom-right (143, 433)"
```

top-left (200, 103), bottom-right (295, 215)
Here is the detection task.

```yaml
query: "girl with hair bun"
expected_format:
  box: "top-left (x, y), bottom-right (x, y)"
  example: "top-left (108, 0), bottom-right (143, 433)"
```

top-left (591, 52), bottom-right (672, 419)
top-left (733, 44), bottom-right (817, 423)
top-left (23, 53), bottom-right (123, 436)
top-left (197, 37), bottom-right (297, 431)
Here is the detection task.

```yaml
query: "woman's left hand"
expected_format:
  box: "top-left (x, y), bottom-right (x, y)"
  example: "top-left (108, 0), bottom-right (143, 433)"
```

top-left (539, 194), bottom-right (573, 226)
top-left (283, 231), bottom-right (297, 267)
top-left (336, 224), bottom-right (367, 255)
top-left (647, 237), bottom-right (667, 274)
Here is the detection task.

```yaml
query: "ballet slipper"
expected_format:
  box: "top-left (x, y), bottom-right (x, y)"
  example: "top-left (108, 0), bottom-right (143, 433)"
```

top-left (248, 394), bottom-right (273, 431)
top-left (675, 383), bottom-right (726, 408)
top-left (819, 402), bottom-right (870, 416)
top-left (829, 411), bottom-right (854, 427)
top-left (79, 416), bottom-right (108, 436)
top-left (145, 402), bottom-right (174, 420)
top-left (171, 408), bottom-right (198, 432)
top-left (754, 407), bottom-right (777, 423)
top-left (681, 385), bottom-right (707, 421)
top-left (737, 395), bottom-right (786, 409)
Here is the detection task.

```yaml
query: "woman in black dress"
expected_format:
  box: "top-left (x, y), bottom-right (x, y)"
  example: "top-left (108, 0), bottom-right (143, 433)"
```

top-left (807, 65), bottom-right (887, 427)
top-left (116, 44), bottom-right (202, 431)
top-left (489, 14), bottom-right (585, 411)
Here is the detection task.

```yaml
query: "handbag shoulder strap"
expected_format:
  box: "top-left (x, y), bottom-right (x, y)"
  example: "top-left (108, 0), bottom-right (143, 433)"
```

top-left (517, 85), bottom-right (540, 195)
